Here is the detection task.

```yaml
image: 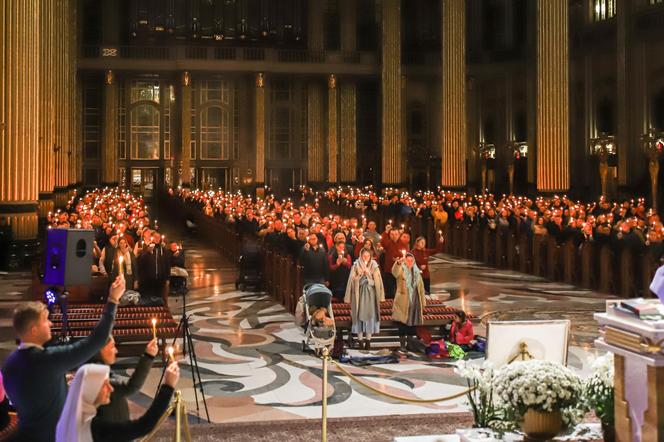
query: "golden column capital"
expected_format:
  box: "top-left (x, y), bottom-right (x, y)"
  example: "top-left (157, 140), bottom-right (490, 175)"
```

top-left (328, 74), bottom-right (336, 89)
top-left (104, 70), bottom-right (114, 85)
top-left (182, 71), bottom-right (191, 87)
top-left (256, 72), bottom-right (265, 88)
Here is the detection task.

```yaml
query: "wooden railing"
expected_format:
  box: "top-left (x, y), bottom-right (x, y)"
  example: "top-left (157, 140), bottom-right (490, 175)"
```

top-left (163, 195), bottom-right (304, 314)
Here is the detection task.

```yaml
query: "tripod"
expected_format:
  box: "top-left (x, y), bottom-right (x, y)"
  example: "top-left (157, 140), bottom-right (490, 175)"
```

top-left (158, 313), bottom-right (210, 424)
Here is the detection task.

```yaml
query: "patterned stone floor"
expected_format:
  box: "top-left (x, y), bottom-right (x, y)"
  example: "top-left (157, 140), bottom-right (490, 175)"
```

top-left (0, 225), bottom-right (615, 428)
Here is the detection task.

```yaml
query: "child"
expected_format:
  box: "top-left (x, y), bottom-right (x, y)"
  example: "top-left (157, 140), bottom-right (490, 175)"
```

top-left (310, 307), bottom-right (334, 327)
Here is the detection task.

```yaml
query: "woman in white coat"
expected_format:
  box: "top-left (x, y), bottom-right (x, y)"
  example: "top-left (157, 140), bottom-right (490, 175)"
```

top-left (344, 248), bottom-right (385, 350)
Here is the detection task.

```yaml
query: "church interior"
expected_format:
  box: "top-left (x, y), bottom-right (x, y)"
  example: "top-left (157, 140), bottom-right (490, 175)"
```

top-left (1, 0), bottom-right (664, 441)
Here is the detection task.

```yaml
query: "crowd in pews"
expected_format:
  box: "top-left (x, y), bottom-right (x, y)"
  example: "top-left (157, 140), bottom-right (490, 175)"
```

top-left (316, 186), bottom-right (664, 261)
top-left (173, 187), bottom-right (470, 351)
top-left (174, 187), bottom-right (444, 298)
top-left (46, 188), bottom-right (186, 304)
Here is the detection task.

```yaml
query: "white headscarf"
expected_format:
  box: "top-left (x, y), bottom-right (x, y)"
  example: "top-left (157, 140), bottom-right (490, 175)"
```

top-left (56, 364), bottom-right (110, 442)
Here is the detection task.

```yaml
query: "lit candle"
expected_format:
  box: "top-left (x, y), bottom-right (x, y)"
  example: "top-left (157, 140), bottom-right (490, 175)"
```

top-left (167, 346), bottom-right (174, 363)
top-left (402, 249), bottom-right (407, 258)
top-left (151, 318), bottom-right (157, 339)
top-left (118, 255), bottom-right (124, 274)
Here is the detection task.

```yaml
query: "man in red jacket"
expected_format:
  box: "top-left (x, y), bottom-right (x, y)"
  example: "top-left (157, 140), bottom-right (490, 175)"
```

top-left (380, 227), bottom-right (409, 298)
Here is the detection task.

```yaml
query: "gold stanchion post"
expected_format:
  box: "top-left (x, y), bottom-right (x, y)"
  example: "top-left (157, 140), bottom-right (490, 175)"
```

top-left (321, 347), bottom-right (329, 442)
top-left (175, 390), bottom-right (182, 442)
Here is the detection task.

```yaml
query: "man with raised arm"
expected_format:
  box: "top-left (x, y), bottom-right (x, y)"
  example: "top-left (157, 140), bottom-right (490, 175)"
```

top-left (2, 275), bottom-right (124, 442)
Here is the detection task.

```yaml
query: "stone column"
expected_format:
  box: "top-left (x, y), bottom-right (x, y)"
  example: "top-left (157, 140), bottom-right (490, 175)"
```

top-left (327, 74), bottom-right (338, 183)
top-left (308, 0), bottom-right (324, 51)
top-left (616, 0), bottom-right (634, 187)
top-left (102, 70), bottom-right (119, 186)
top-left (54, 0), bottom-right (69, 207)
top-left (340, 82), bottom-right (357, 183)
top-left (101, 0), bottom-right (120, 46)
top-left (67, 0), bottom-right (77, 195)
top-left (180, 71), bottom-right (192, 187)
top-left (38, 0), bottom-right (55, 218)
top-left (536, 0), bottom-right (570, 192)
top-left (307, 82), bottom-right (325, 183)
top-left (0, 0), bottom-right (41, 241)
top-left (340, 0), bottom-right (357, 53)
top-left (255, 72), bottom-right (266, 187)
top-left (381, 0), bottom-right (404, 186)
top-left (339, 0), bottom-right (357, 184)
top-left (441, 0), bottom-right (467, 189)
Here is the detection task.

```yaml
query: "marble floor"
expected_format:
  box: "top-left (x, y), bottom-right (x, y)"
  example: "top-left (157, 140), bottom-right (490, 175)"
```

top-left (0, 224), bottom-right (615, 427)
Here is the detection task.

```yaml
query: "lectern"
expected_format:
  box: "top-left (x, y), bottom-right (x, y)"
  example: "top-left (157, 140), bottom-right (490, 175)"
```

top-left (595, 306), bottom-right (664, 442)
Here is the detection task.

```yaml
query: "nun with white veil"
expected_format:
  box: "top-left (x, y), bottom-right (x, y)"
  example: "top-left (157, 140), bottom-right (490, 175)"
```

top-left (56, 362), bottom-right (179, 442)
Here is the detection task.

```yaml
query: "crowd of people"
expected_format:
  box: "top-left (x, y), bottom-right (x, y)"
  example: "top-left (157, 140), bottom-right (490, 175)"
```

top-left (0, 188), bottom-right (193, 441)
top-left (1, 273), bottom-right (179, 441)
top-left (47, 188), bottom-right (186, 303)
top-left (176, 187), bottom-right (450, 349)
top-left (314, 186), bottom-right (664, 257)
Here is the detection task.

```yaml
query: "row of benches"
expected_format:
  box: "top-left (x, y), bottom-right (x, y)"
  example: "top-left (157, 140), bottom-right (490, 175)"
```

top-left (47, 304), bottom-right (179, 358)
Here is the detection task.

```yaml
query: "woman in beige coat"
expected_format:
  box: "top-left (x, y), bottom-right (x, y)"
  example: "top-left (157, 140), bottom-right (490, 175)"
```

top-left (344, 248), bottom-right (385, 350)
top-left (391, 252), bottom-right (426, 350)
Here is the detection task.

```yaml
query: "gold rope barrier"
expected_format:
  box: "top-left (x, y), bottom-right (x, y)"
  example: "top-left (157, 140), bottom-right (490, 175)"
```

top-left (330, 358), bottom-right (474, 404)
top-left (319, 349), bottom-right (475, 441)
top-left (140, 390), bottom-right (192, 442)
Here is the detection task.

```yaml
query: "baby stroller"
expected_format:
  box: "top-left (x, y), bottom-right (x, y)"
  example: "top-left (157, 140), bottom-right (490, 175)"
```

top-left (235, 240), bottom-right (263, 291)
top-left (299, 283), bottom-right (336, 354)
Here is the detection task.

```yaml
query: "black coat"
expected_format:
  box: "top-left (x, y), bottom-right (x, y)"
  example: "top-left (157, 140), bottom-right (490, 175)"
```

top-left (137, 244), bottom-right (171, 282)
top-left (91, 385), bottom-right (173, 442)
top-left (96, 354), bottom-right (155, 423)
top-left (299, 247), bottom-right (329, 284)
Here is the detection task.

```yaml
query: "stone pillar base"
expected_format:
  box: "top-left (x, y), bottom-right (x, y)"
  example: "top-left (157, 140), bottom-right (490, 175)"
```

top-left (38, 194), bottom-right (55, 218)
top-left (0, 204), bottom-right (40, 270)
top-left (54, 188), bottom-right (69, 208)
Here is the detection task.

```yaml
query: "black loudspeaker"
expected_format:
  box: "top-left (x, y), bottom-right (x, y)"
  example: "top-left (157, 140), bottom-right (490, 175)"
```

top-left (43, 228), bottom-right (94, 286)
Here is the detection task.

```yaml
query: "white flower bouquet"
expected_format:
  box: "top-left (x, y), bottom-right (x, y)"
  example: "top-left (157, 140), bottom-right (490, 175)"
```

top-left (584, 353), bottom-right (614, 424)
top-left (455, 361), bottom-right (499, 428)
top-left (493, 360), bottom-right (584, 423)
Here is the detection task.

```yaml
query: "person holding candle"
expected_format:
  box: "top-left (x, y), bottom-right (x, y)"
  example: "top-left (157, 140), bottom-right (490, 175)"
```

top-left (98, 235), bottom-right (118, 276)
top-left (2, 275), bottom-right (125, 441)
top-left (90, 336), bottom-right (158, 423)
top-left (298, 233), bottom-right (329, 286)
top-left (137, 231), bottom-right (171, 305)
top-left (379, 228), bottom-right (409, 299)
top-left (392, 252), bottom-right (426, 351)
top-left (344, 248), bottom-right (385, 350)
top-left (112, 238), bottom-right (137, 292)
top-left (412, 234), bottom-right (444, 294)
top-left (328, 241), bottom-right (352, 300)
top-left (55, 361), bottom-right (179, 442)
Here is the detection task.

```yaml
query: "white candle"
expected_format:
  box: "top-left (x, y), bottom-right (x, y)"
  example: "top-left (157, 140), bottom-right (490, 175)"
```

top-left (167, 346), bottom-right (174, 363)
top-left (118, 255), bottom-right (124, 274)
top-left (151, 318), bottom-right (157, 339)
